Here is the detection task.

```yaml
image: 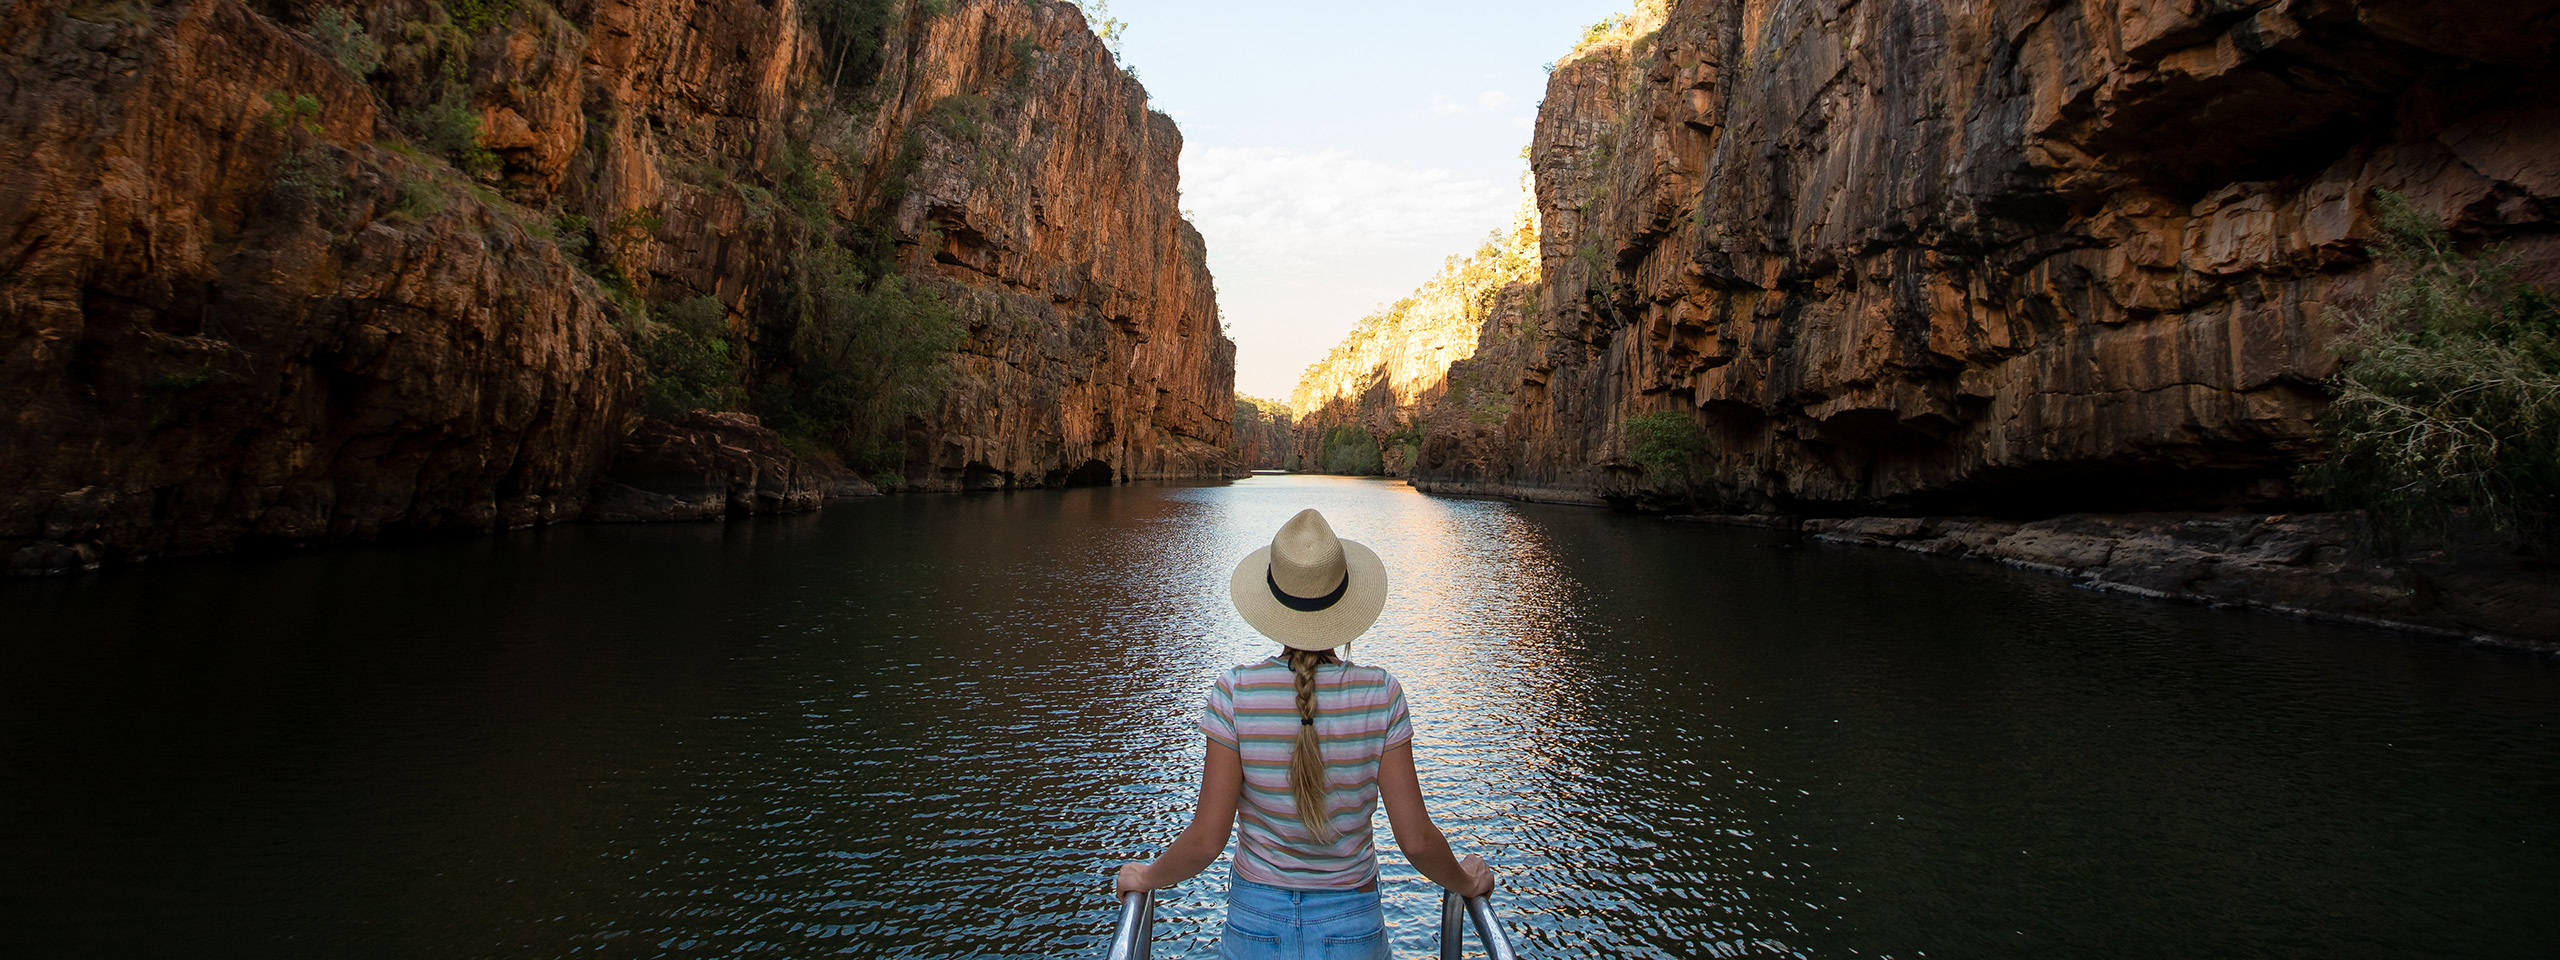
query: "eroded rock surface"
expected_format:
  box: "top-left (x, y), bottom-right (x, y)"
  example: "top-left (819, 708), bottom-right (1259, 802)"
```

top-left (588, 410), bottom-right (873, 523)
top-left (868, 1), bottom-right (1236, 488)
top-left (0, 0), bottom-right (1233, 568)
top-left (1415, 0), bottom-right (2560, 514)
top-left (1232, 397), bottom-right (1296, 471)
top-left (0, 0), bottom-right (635, 567)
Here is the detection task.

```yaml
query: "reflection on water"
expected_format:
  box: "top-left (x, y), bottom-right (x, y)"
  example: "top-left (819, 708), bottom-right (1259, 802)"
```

top-left (3, 476), bottom-right (2557, 958)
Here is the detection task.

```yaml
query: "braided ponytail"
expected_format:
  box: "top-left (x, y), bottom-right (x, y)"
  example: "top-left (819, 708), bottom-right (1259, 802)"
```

top-left (1285, 646), bottom-right (1342, 844)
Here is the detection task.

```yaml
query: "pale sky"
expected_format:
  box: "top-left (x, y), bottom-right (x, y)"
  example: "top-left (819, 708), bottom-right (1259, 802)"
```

top-left (1099, 1), bottom-right (1632, 400)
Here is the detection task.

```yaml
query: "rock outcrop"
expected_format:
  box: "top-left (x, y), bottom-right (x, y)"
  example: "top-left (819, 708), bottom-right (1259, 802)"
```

top-left (1290, 207), bottom-right (1537, 475)
top-left (1412, 0), bottom-right (2560, 514)
top-left (870, 1), bottom-right (1236, 489)
top-left (1800, 512), bottom-right (2560, 650)
top-left (587, 410), bottom-right (872, 523)
top-left (1232, 396), bottom-right (1296, 470)
top-left (0, 0), bottom-right (1233, 570)
top-left (0, 0), bottom-right (635, 570)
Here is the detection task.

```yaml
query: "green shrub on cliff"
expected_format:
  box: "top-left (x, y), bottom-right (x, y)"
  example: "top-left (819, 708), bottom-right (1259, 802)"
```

top-left (1072, 0), bottom-right (1127, 64)
top-left (397, 82), bottom-right (499, 177)
top-left (264, 91), bottom-right (323, 133)
top-left (1319, 425), bottom-right (1384, 475)
top-left (388, 174), bottom-right (446, 220)
top-left (311, 8), bottom-right (383, 77)
top-left (549, 212), bottom-right (591, 257)
top-left (1624, 410), bottom-right (1712, 489)
top-left (925, 94), bottom-right (992, 141)
top-left (262, 93), bottom-right (348, 215)
top-left (2308, 191), bottom-right (2560, 542)
top-left (1577, 14), bottom-right (1628, 51)
top-left (1008, 34), bottom-right (1043, 87)
top-left (775, 138), bottom-right (837, 223)
top-left (637, 296), bottom-right (745, 418)
top-left (765, 245), bottom-right (965, 466)
top-left (806, 0), bottom-right (899, 95)
top-left (443, 0), bottom-right (515, 33)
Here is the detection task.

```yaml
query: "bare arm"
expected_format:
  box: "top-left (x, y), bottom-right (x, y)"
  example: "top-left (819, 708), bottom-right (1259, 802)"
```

top-left (1115, 740), bottom-right (1243, 894)
top-left (1378, 741), bottom-right (1495, 897)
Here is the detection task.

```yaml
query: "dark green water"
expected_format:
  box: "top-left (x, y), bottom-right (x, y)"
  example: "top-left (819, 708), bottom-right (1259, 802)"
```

top-left (3, 476), bottom-right (2556, 958)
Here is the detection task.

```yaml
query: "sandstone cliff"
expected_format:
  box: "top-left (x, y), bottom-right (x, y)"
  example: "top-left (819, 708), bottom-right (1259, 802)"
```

top-left (1290, 205), bottom-right (1537, 476)
top-left (1414, 0), bottom-right (2560, 515)
top-left (866, 0), bottom-right (1236, 489)
top-left (0, 0), bottom-right (1232, 570)
top-left (1232, 395), bottom-right (1296, 470)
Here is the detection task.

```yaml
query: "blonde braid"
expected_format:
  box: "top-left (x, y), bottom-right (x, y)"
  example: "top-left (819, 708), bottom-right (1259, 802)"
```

top-left (1286, 646), bottom-right (1341, 844)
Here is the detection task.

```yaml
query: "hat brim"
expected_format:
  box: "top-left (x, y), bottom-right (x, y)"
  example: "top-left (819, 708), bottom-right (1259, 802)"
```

top-left (1229, 539), bottom-right (1388, 650)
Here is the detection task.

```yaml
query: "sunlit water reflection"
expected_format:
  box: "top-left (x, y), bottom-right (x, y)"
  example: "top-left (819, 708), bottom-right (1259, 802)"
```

top-left (3, 476), bottom-right (2556, 958)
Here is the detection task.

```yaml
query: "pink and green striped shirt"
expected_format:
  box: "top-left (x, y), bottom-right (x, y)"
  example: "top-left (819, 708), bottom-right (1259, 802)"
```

top-left (1199, 657), bottom-right (1414, 889)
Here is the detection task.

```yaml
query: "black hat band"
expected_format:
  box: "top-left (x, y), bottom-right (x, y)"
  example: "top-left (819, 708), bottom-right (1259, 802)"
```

top-left (1267, 566), bottom-right (1349, 612)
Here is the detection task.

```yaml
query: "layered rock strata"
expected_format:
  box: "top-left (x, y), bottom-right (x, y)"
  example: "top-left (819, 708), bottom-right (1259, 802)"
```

top-left (1232, 396), bottom-right (1296, 470)
top-left (0, 0), bottom-right (634, 568)
top-left (873, 1), bottom-right (1235, 489)
top-left (1415, 0), bottom-right (2560, 515)
top-left (0, 0), bottom-right (1232, 570)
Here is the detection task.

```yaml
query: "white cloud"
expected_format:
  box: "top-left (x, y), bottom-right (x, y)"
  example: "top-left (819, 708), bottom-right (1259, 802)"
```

top-left (1182, 147), bottom-right (1505, 271)
top-left (1426, 90), bottom-right (1514, 117)
top-left (1180, 146), bottom-right (1520, 398)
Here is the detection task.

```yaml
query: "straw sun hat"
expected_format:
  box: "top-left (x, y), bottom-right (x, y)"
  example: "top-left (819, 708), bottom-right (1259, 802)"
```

top-left (1229, 509), bottom-right (1389, 650)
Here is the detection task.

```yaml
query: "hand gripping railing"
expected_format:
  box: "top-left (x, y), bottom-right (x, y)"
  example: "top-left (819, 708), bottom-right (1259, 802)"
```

top-left (1438, 889), bottom-right (1519, 960)
top-left (1105, 890), bottom-right (1156, 960)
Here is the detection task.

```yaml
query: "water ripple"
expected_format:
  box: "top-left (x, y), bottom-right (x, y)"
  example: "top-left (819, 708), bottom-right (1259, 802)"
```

top-left (2, 477), bottom-right (2557, 958)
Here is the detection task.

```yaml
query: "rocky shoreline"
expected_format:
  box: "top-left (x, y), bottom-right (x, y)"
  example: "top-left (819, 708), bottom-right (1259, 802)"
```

top-left (1404, 477), bottom-right (1606, 507)
top-left (1346, 472), bottom-right (2560, 652)
top-left (1308, 470), bottom-right (2560, 652)
top-left (1673, 511), bottom-right (2559, 655)
top-left (4, 408), bottom-right (852, 577)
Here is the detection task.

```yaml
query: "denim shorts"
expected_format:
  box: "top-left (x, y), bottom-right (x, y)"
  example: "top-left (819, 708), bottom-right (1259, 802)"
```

top-left (1218, 876), bottom-right (1389, 960)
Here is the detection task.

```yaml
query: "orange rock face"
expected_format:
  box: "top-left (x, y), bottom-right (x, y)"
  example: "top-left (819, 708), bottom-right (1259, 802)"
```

top-left (872, 1), bottom-right (1236, 488)
top-left (1290, 208), bottom-right (1537, 476)
top-left (0, 0), bottom-right (636, 565)
top-left (1231, 397), bottom-right (1296, 471)
top-left (1416, 0), bottom-right (2560, 513)
top-left (0, 0), bottom-right (1232, 569)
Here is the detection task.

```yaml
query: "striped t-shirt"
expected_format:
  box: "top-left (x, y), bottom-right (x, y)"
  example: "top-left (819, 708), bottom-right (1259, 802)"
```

top-left (1199, 657), bottom-right (1414, 889)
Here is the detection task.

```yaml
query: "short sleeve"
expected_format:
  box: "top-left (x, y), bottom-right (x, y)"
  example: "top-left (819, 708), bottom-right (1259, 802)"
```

top-left (1200, 670), bottom-right (1238, 751)
top-left (1381, 673), bottom-right (1412, 750)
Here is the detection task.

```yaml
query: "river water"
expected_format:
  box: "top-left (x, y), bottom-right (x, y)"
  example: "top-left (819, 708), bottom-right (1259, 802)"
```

top-left (3, 476), bottom-right (2556, 958)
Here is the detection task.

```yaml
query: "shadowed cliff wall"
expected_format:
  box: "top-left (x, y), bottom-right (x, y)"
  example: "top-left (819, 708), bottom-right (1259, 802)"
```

top-left (1414, 0), bottom-right (2560, 514)
top-left (1232, 395), bottom-right (1295, 470)
top-left (0, 0), bottom-right (1233, 570)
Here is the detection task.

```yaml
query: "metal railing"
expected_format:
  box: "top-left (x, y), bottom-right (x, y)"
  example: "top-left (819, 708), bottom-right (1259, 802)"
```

top-left (1103, 886), bottom-right (1517, 959)
top-left (1439, 889), bottom-right (1519, 960)
top-left (1106, 890), bottom-right (1156, 960)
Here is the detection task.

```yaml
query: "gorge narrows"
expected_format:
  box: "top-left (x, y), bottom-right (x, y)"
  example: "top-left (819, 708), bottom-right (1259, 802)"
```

top-left (1285, 0), bottom-right (2560, 646)
top-left (3, 1), bottom-right (2559, 958)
